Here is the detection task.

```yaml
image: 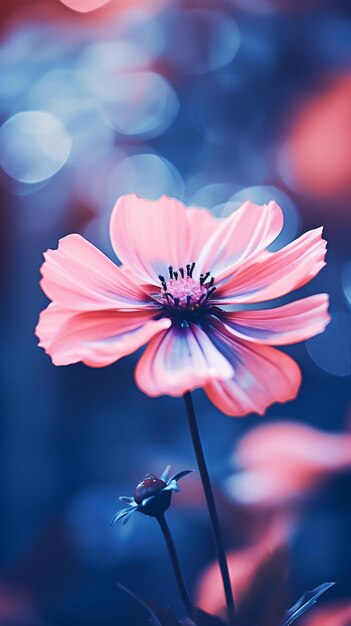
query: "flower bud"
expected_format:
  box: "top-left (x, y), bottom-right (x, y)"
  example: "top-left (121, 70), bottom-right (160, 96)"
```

top-left (114, 467), bottom-right (193, 526)
top-left (134, 474), bottom-right (167, 504)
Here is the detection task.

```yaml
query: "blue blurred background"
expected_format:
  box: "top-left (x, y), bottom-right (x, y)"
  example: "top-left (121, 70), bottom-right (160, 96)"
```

top-left (1, 0), bottom-right (351, 624)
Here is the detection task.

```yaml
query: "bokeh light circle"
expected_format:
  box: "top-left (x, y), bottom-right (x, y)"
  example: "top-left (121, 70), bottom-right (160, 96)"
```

top-left (163, 9), bottom-right (240, 74)
top-left (58, 0), bottom-right (110, 13)
top-left (78, 41), bottom-right (147, 78)
top-left (342, 261), bottom-right (351, 309)
top-left (189, 183), bottom-right (239, 216)
top-left (99, 72), bottom-right (179, 139)
top-left (225, 185), bottom-right (300, 248)
top-left (0, 111), bottom-right (71, 184)
top-left (114, 8), bottom-right (166, 62)
top-left (306, 312), bottom-right (351, 377)
top-left (108, 153), bottom-right (184, 203)
top-left (28, 69), bottom-right (115, 167)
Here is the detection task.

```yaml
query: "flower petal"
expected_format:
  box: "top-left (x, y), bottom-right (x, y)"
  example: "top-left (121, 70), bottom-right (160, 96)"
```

top-left (35, 302), bottom-right (72, 348)
top-left (119, 497), bottom-right (135, 505)
top-left (214, 227), bottom-right (327, 304)
top-left (220, 294), bottom-right (330, 345)
top-left (164, 481), bottom-right (180, 492)
top-left (186, 206), bottom-right (219, 263)
top-left (169, 469), bottom-right (194, 483)
top-left (204, 319), bottom-right (301, 416)
top-left (36, 304), bottom-right (171, 367)
top-left (135, 323), bottom-right (234, 397)
top-left (112, 507), bottom-right (136, 526)
top-left (197, 200), bottom-right (284, 279)
top-left (110, 194), bottom-right (191, 283)
top-left (109, 194), bottom-right (219, 284)
top-left (40, 234), bottom-right (152, 311)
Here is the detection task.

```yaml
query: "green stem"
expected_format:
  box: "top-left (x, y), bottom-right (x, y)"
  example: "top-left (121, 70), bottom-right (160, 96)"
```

top-left (157, 513), bottom-right (194, 616)
top-left (183, 391), bottom-right (237, 626)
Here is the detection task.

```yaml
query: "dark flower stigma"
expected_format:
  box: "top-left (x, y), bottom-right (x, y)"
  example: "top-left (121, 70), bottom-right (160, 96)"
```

top-left (157, 262), bottom-right (217, 325)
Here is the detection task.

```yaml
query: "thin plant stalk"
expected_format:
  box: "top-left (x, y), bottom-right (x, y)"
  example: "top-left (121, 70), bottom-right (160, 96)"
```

top-left (183, 391), bottom-right (237, 626)
top-left (157, 512), bottom-right (194, 617)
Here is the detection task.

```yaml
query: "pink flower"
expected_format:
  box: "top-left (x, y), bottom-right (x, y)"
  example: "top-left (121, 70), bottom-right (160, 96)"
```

top-left (300, 602), bottom-right (351, 626)
top-left (36, 195), bottom-right (329, 416)
top-left (196, 519), bottom-right (289, 618)
top-left (227, 422), bottom-right (351, 505)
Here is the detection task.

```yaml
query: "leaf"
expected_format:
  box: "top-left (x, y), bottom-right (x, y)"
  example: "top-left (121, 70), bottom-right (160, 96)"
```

top-left (142, 597), bottom-right (183, 626)
top-left (237, 545), bottom-right (289, 626)
top-left (117, 584), bottom-right (225, 626)
top-left (284, 582), bottom-right (335, 626)
top-left (117, 583), bottom-right (163, 626)
top-left (181, 608), bottom-right (227, 626)
top-left (117, 583), bottom-right (182, 626)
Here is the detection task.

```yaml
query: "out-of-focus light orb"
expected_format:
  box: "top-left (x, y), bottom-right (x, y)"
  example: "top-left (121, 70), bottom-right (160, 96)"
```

top-left (190, 74), bottom-right (268, 149)
top-left (17, 170), bottom-right (72, 232)
top-left (342, 261), bottom-right (351, 309)
top-left (306, 312), bottom-right (351, 377)
top-left (108, 153), bottom-right (184, 203)
top-left (190, 183), bottom-right (239, 216)
top-left (230, 0), bottom-right (279, 14)
top-left (163, 9), bottom-right (240, 74)
top-left (74, 148), bottom-right (126, 212)
top-left (99, 72), bottom-right (179, 139)
top-left (234, 0), bottom-right (321, 12)
top-left (58, 0), bottom-right (110, 13)
top-left (28, 69), bottom-right (114, 167)
top-left (114, 9), bottom-right (166, 62)
top-left (279, 74), bottom-right (351, 199)
top-left (225, 185), bottom-right (300, 248)
top-left (78, 42), bottom-right (148, 80)
top-left (0, 111), bottom-right (71, 184)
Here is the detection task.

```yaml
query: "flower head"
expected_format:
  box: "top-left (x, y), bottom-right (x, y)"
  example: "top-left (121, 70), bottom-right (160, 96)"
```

top-left (299, 601), bottom-right (351, 626)
top-left (36, 195), bottom-right (330, 416)
top-left (227, 421), bottom-right (351, 507)
top-left (113, 466), bottom-right (193, 525)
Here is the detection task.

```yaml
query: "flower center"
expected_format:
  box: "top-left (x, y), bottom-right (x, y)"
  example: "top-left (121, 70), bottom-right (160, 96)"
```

top-left (158, 263), bottom-right (216, 313)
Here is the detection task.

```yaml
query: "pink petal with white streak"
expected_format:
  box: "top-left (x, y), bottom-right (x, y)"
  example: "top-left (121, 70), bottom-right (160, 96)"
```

top-left (40, 234), bottom-right (152, 311)
top-left (110, 195), bottom-right (218, 284)
top-left (197, 200), bottom-right (284, 279)
top-left (135, 323), bottom-right (234, 397)
top-left (110, 196), bottom-right (284, 284)
top-left (36, 304), bottom-right (171, 367)
top-left (220, 294), bottom-right (330, 345)
top-left (214, 227), bottom-right (327, 304)
top-left (205, 319), bottom-right (301, 416)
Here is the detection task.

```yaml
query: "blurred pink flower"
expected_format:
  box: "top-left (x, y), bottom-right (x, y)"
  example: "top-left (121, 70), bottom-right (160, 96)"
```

top-left (36, 195), bottom-right (329, 415)
top-left (300, 601), bottom-right (351, 626)
top-left (285, 74), bottom-right (351, 202)
top-left (197, 544), bottom-right (266, 617)
top-left (0, 585), bottom-right (35, 624)
top-left (228, 422), bottom-right (351, 505)
top-left (196, 519), bottom-right (290, 619)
